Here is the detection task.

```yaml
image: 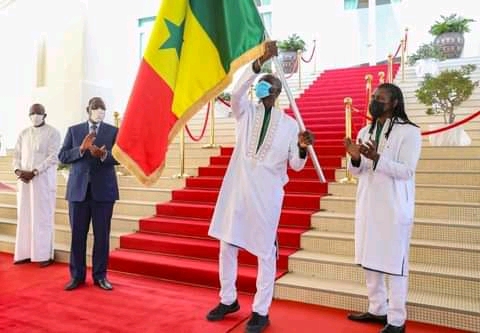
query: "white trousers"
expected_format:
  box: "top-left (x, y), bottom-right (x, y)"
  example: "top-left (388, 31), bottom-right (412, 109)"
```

top-left (365, 269), bottom-right (409, 327)
top-left (14, 178), bottom-right (55, 262)
top-left (219, 241), bottom-right (276, 316)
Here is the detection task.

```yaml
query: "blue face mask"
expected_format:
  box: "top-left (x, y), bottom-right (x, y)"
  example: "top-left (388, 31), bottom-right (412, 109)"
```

top-left (255, 80), bottom-right (272, 99)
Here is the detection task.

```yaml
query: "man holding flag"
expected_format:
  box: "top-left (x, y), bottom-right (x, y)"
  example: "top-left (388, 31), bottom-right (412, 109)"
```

top-left (113, 0), bottom-right (268, 185)
top-left (206, 41), bottom-right (314, 333)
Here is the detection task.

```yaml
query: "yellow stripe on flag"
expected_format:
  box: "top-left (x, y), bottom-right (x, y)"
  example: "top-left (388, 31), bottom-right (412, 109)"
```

top-left (172, 5), bottom-right (227, 119)
top-left (144, 0), bottom-right (188, 90)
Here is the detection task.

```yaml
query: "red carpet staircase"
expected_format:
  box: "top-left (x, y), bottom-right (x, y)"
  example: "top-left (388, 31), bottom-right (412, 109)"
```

top-left (108, 63), bottom-right (399, 293)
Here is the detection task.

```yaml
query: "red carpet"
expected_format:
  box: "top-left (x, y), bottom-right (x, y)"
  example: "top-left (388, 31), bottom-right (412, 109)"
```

top-left (108, 63), bottom-right (399, 293)
top-left (0, 253), bottom-right (468, 333)
top-left (0, 253), bottom-right (250, 333)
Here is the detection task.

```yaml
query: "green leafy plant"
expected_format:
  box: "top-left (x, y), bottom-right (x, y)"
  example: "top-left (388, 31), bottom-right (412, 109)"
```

top-left (217, 91), bottom-right (231, 101)
top-left (57, 163), bottom-right (70, 170)
top-left (408, 43), bottom-right (445, 66)
top-left (429, 14), bottom-right (475, 36)
top-left (277, 34), bottom-right (306, 52)
top-left (415, 64), bottom-right (479, 124)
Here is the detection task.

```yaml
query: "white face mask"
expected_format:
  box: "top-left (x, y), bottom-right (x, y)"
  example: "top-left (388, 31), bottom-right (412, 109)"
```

top-left (90, 108), bottom-right (106, 123)
top-left (30, 114), bottom-right (44, 126)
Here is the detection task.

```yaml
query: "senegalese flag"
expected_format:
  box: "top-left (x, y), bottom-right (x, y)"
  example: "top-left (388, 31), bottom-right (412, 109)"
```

top-left (113, 0), bottom-right (265, 185)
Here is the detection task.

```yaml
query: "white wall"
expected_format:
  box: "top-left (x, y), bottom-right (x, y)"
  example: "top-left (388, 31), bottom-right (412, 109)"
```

top-left (0, 0), bottom-right (85, 147)
top-left (81, 0), bottom-right (159, 124)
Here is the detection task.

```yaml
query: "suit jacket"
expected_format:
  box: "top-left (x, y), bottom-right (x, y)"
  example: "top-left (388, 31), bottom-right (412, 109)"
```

top-left (58, 121), bottom-right (119, 202)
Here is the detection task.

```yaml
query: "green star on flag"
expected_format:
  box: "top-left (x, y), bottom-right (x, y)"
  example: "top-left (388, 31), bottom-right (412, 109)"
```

top-left (160, 18), bottom-right (185, 58)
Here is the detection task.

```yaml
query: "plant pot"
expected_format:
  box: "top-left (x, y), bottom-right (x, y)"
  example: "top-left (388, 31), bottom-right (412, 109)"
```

top-left (278, 51), bottom-right (299, 74)
top-left (428, 124), bottom-right (471, 146)
top-left (433, 32), bottom-right (464, 59)
top-left (414, 58), bottom-right (440, 78)
top-left (60, 170), bottom-right (69, 181)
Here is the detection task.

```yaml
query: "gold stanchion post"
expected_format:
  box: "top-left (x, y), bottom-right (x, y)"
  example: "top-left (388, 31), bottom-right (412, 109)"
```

top-left (400, 38), bottom-right (406, 82)
top-left (203, 100), bottom-right (218, 149)
top-left (387, 54), bottom-right (393, 83)
top-left (378, 71), bottom-right (385, 84)
top-left (297, 49), bottom-right (302, 90)
top-left (403, 28), bottom-right (408, 82)
top-left (113, 111), bottom-right (125, 175)
top-left (173, 126), bottom-right (189, 178)
top-left (113, 111), bottom-right (120, 128)
top-left (340, 97), bottom-right (357, 184)
top-left (365, 74), bottom-right (373, 125)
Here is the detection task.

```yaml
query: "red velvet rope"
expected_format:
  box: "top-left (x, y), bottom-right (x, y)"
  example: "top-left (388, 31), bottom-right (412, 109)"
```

top-left (217, 97), bottom-right (231, 108)
top-left (351, 108), bottom-right (480, 136)
top-left (420, 111), bottom-right (480, 135)
top-left (393, 42), bottom-right (402, 58)
top-left (185, 102), bottom-right (210, 142)
top-left (301, 43), bottom-right (316, 63)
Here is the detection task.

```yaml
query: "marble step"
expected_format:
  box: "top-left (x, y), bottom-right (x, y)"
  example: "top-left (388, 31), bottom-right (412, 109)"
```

top-left (274, 273), bottom-right (479, 332)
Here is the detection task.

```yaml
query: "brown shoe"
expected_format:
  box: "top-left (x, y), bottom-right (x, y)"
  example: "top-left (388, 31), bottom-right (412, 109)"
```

top-left (38, 259), bottom-right (54, 268)
top-left (347, 312), bottom-right (387, 325)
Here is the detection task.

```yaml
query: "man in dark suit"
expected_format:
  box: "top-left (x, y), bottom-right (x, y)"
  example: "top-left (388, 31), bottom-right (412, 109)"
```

top-left (59, 97), bottom-right (119, 291)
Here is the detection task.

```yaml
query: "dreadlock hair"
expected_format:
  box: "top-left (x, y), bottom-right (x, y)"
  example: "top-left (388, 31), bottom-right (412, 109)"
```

top-left (368, 83), bottom-right (418, 140)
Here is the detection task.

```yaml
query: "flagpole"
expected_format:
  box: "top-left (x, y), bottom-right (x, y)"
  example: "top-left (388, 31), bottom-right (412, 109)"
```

top-left (271, 55), bottom-right (326, 183)
top-left (250, 1), bottom-right (326, 183)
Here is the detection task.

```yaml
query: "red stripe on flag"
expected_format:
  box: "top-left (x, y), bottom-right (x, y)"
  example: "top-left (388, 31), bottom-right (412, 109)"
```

top-left (116, 60), bottom-right (178, 177)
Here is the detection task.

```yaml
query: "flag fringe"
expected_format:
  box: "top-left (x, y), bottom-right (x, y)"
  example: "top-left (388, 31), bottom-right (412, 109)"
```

top-left (113, 42), bottom-right (265, 186)
top-left (112, 144), bottom-right (165, 186)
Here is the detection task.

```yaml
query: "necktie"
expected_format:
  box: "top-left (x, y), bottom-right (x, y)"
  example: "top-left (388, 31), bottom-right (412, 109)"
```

top-left (91, 124), bottom-right (97, 135)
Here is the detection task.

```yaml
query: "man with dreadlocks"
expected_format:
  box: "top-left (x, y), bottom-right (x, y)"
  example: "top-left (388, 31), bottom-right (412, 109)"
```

top-left (344, 83), bottom-right (421, 333)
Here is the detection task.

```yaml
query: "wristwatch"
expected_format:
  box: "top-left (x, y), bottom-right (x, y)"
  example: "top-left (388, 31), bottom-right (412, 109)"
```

top-left (33, 169), bottom-right (39, 176)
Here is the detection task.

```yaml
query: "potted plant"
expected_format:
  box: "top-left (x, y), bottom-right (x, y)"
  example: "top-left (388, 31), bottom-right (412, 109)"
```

top-left (57, 163), bottom-right (70, 181)
top-left (277, 34), bottom-right (306, 74)
top-left (429, 14), bottom-right (475, 59)
top-left (408, 42), bottom-right (445, 78)
top-left (415, 64), bottom-right (478, 145)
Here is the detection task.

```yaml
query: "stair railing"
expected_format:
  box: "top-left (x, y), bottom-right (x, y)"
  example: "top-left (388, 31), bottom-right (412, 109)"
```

top-left (340, 97), bottom-right (357, 184)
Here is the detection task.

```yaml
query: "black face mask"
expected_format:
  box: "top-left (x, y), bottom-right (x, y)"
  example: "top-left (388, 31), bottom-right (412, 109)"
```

top-left (369, 100), bottom-right (387, 118)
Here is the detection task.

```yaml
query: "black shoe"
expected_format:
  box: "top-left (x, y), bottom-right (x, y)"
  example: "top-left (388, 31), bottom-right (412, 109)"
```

top-left (381, 324), bottom-right (406, 333)
top-left (206, 300), bottom-right (240, 321)
top-left (64, 279), bottom-right (85, 291)
top-left (13, 258), bottom-right (31, 265)
top-left (245, 312), bottom-right (270, 333)
top-left (347, 312), bottom-right (388, 325)
top-left (94, 278), bottom-right (113, 291)
top-left (38, 259), bottom-right (54, 268)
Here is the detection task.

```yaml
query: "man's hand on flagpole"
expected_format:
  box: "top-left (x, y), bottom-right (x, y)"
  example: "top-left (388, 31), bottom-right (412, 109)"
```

top-left (253, 40), bottom-right (278, 72)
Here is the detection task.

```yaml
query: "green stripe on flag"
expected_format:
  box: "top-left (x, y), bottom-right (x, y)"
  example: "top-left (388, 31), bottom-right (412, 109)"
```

top-left (190, 0), bottom-right (265, 72)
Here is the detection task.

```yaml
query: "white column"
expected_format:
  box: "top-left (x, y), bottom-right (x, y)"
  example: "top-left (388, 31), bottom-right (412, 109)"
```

top-left (368, 0), bottom-right (376, 65)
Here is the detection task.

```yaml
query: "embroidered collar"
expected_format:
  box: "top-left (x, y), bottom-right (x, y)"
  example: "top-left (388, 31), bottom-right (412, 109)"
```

top-left (246, 105), bottom-right (281, 161)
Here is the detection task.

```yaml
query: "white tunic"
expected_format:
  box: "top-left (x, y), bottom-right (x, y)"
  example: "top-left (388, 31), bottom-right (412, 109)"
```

top-left (13, 124), bottom-right (61, 262)
top-left (348, 119), bottom-right (421, 275)
top-left (208, 65), bottom-right (307, 259)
